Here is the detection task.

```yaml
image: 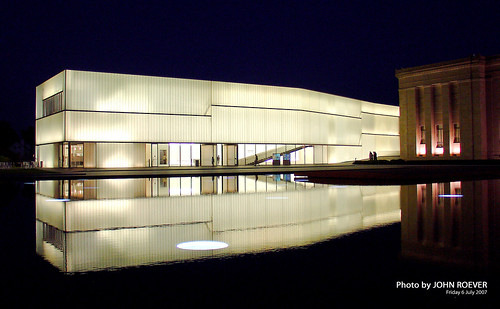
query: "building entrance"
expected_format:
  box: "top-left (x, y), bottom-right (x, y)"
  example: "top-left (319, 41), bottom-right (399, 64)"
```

top-left (222, 144), bottom-right (238, 166)
top-left (201, 144), bottom-right (216, 166)
top-left (70, 143), bottom-right (84, 167)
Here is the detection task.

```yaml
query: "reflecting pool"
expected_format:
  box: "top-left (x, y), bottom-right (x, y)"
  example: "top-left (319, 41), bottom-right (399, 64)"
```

top-left (0, 175), bottom-right (497, 307)
top-left (35, 175), bottom-right (401, 272)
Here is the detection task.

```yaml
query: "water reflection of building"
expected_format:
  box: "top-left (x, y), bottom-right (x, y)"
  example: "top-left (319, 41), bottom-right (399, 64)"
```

top-left (401, 179), bottom-right (500, 268)
top-left (35, 175), bottom-right (401, 272)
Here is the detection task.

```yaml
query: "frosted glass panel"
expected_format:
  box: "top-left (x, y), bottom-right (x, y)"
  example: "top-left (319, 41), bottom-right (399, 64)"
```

top-left (362, 113), bottom-right (399, 135)
top-left (295, 148), bottom-right (305, 164)
top-left (361, 135), bottom-right (400, 158)
top-left (180, 144), bottom-right (192, 166)
top-left (192, 144), bottom-right (200, 161)
top-left (36, 113), bottom-right (64, 144)
top-left (62, 194), bottom-right (212, 232)
top-left (327, 146), bottom-right (362, 163)
top-left (65, 111), bottom-right (211, 143)
top-left (192, 177), bottom-right (201, 195)
top-left (313, 145), bottom-right (323, 164)
top-left (181, 177), bottom-right (192, 195)
top-left (66, 70), bottom-right (212, 116)
top-left (169, 144), bottom-right (180, 166)
top-left (96, 178), bottom-right (147, 199)
top-left (238, 144), bottom-right (245, 165)
top-left (212, 81), bottom-right (361, 118)
top-left (96, 143), bottom-right (146, 168)
top-left (256, 144), bottom-right (266, 157)
top-left (36, 195), bottom-right (66, 230)
top-left (305, 146), bottom-right (314, 164)
top-left (36, 71), bottom-right (65, 119)
top-left (38, 144), bottom-right (59, 168)
top-left (169, 178), bottom-right (181, 196)
top-left (212, 106), bottom-right (361, 145)
top-left (361, 101), bottom-right (399, 117)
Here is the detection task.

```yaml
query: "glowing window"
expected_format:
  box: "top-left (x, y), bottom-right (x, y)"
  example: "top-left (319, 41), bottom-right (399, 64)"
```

top-left (420, 126), bottom-right (426, 144)
top-left (453, 124), bottom-right (461, 143)
top-left (436, 125), bottom-right (443, 148)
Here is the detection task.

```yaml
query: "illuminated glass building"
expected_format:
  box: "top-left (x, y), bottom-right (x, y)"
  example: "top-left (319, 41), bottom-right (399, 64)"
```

top-left (396, 54), bottom-right (500, 160)
top-left (36, 70), bottom-right (399, 168)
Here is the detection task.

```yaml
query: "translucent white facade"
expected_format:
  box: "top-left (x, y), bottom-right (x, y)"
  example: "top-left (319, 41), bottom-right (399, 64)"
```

top-left (35, 70), bottom-right (399, 168)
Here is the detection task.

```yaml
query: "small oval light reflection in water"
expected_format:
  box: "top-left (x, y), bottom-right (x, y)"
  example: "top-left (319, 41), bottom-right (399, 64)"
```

top-left (176, 241), bottom-right (229, 251)
top-left (438, 194), bottom-right (463, 198)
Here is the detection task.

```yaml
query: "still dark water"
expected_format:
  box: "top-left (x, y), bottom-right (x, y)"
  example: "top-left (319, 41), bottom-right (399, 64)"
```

top-left (0, 175), bottom-right (497, 307)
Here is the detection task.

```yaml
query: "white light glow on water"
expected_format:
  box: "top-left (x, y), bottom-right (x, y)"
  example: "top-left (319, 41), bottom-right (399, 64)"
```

top-left (438, 194), bottom-right (463, 198)
top-left (46, 198), bottom-right (71, 202)
top-left (176, 241), bottom-right (229, 251)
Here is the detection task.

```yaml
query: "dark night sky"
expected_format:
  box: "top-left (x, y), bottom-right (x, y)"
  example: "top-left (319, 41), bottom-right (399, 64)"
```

top-left (2, 0), bottom-right (500, 132)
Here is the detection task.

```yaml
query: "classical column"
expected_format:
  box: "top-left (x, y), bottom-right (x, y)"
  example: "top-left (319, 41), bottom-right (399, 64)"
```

top-left (441, 83), bottom-right (451, 158)
top-left (471, 68), bottom-right (487, 159)
top-left (459, 80), bottom-right (473, 159)
top-left (423, 86), bottom-right (434, 157)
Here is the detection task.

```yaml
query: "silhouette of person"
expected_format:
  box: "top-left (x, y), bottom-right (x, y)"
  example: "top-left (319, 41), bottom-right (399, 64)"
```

top-left (369, 152), bottom-right (373, 161)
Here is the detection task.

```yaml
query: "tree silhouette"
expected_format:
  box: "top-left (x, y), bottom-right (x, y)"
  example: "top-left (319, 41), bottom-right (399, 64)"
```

top-left (0, 121), bottom-right (19, 161)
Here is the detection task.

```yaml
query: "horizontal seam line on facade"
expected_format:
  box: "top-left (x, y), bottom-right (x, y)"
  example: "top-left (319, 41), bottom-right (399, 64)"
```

top-left (37, 110), bottom-right (212, 119)
top-left (361, 133), bottom-right (400, 137)
top-left (36, 110), bottom-right (65, 120)
top-left (35, 141), bottom-right (363, 147)
top-left (35, 218), bottom-right (211, 234)
top-left (361, 111), bottom-right (399, 118)
top-left (66, 109), bottom-right (212, 117)
top-left (211, 104), bottom-right (362, 119)
top-left (34, 108), bottom-right (400, 120)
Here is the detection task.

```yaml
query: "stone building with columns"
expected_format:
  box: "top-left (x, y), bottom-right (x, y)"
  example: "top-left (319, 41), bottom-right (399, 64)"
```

top-left (396, 55), bottom-right (500, 160)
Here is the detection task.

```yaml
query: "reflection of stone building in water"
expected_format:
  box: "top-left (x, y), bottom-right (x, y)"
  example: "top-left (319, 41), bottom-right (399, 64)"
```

top-left (396, 55), bottom-right (500, 160)
top-left (401, 179), bottom-right (500, 268)
top-left (35, 176), bottom-right (401, 272)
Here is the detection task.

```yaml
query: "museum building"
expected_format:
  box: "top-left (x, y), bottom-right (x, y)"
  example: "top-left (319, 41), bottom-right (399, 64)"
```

top-left (35, 70), bottom-right (400, 168)
top-left (396, 54), bottom-right (500, 160)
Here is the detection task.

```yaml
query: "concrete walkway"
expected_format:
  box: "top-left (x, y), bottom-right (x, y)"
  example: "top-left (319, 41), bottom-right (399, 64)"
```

top-left (34, 163), bottom-right (352, 179)
top-left (2, 160), bottom-right (497, 183)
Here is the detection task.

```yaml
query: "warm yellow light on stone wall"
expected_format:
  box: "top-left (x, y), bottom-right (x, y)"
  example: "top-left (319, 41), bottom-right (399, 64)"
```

top-left (451, 143), bottom-right (461, 155)
top-left (418, 144), bottom-right (426, 156)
